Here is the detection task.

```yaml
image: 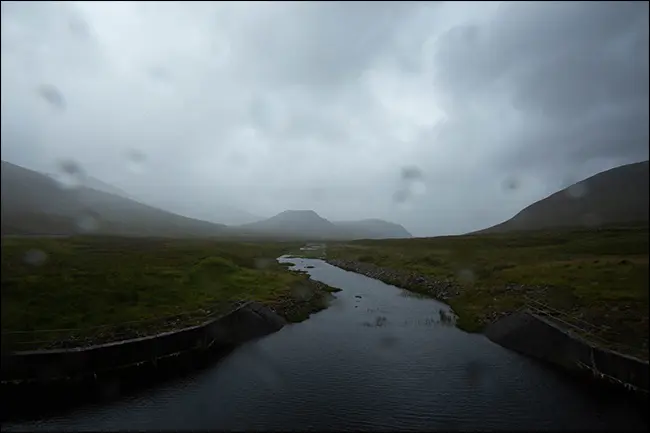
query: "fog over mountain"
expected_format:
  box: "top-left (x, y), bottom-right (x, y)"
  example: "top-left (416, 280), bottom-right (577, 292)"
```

top-left (2, 1), bottom-right (647, 236)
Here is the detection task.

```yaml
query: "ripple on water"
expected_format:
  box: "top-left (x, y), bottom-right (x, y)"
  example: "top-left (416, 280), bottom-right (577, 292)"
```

top-left (4, 258), bottom-right (647, 432)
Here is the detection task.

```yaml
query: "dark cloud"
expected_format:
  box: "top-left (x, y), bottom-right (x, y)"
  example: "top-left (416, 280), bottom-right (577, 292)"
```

top-left (1, 1), bottom-right (647, 235)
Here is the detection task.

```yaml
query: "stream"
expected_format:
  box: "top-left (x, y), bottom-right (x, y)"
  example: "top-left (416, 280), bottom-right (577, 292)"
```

top-left (4, 257), bottom-right (646, 431)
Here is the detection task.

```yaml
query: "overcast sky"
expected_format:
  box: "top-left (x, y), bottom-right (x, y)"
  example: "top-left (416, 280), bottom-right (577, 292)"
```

top-left (1, 1), bottom-right (648, 236)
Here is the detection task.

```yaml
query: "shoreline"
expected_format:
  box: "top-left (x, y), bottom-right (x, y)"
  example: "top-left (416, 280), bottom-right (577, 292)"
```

top-left (1, 274), bottom-right (338, 422)
top-left (324, 258), bottom-right (648, 402)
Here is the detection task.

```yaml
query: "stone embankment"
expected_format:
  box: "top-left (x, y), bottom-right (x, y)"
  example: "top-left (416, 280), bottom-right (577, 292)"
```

top-left (326, 259), bottom-right (460, 301)
top-left (1, 301), bottom-right (287, 384)
top-left (485, 310), bottom-right (649, 399)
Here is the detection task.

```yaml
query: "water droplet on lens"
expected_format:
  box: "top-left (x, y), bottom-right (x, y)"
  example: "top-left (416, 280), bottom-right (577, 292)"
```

top-left (582, 212), bottom-right (601, 228)
top-left (393, 189), bottom-right (410, 204)
top-left (24, 249), bottom-right (48, 266)
top-left (254, 258), bottom-right (272, 269)
top-left (502, 176), bottom-right (519, 192)
top-left (457, 268), bottom-right (475, 284)
top-left (397, 165), bottom-right (426, 202)
top-left (566, 182), bottom-right (587, 199)
top-left (56, 159), bottom-right (85, 189)
top-left (76, 212), bottom-right (99, 233)
top-left (401, 166), bottom-right (423, 181)
top-left (126, 149), bottom-right (146, 174)
top-left (379, 335), bottom-right (398, 349)
top-left (37, 84), bottom-right (66, 111)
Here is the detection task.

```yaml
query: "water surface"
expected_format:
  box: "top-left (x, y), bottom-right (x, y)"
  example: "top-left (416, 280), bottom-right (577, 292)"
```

top-left (5, 258), bottom-right (646, 431)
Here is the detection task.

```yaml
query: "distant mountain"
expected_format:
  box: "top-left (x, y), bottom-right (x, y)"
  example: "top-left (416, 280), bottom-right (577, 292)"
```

top-left (238, 210), bottom-right (342, 239)
top-left (237, 210), bottom-right (412, 240)
top-left (333, 219), bottom-right (412, 239)
top-left (1, 161), bottom-right (227, 237)
top-left (160, 201), bottom-right (263, 226)
top-left (476, 160), bottom-right (649, 234)
top-left (57, 173), bottom-right (263, 226)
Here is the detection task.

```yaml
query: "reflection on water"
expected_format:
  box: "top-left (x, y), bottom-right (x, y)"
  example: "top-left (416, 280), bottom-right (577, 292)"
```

top-left (4, 257), bottom-right (646, 432)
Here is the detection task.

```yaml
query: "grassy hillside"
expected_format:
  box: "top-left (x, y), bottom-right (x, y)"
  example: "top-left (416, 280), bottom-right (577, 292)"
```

top-left (327, 225), bottom-right (649, 358)
top-left (478, 160), bottom-right (649, 234)
top-left (1, 161), bottom-right (227, 238)
top-left (1, 237), bottom-right (338, 351)
top-left (333, 219), bottom-right (412, 239)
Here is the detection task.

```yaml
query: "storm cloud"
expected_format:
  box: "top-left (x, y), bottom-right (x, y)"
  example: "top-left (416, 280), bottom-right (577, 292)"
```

top-left (1, 1), bottom-right (648, 235)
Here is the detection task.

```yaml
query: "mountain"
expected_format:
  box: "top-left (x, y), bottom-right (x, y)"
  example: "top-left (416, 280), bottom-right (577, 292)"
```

top-left (62, 176), bottom-right (263, 226)
top-left (159, 201), bottom-right (263, 226)
top-left (238, 210), bottom-right (342, 239)
top-left (1, 161), bottom-right (227, 237)
top-left (80, 175), bottom-right (133, 199)
top-left (333, 219), bottom-right (412, 239)
top-left (476, 160), bottom-right (649, 234)
top-left (236, 210), bottom-right (412, 240)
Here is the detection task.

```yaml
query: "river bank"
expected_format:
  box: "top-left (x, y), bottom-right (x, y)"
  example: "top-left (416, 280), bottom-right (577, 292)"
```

top-left (1, 237), bottom-right (334, 352)
top-left (324, 228), bottom-right (648, 360)
top-left (1, 276), bottom-right (339, 422)
top-left (326, 258), bottom-right (506, 331)
top-left (6, 256), bottom-right (646, 432)
top-left (325, 258), bottom-right (648, 401)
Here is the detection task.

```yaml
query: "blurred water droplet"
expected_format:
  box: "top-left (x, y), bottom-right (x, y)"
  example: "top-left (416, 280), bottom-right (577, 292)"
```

top-left (396, 165), bottom-right (426, 204)
top-left (566, 182), bottom-right (587, 199)
top-left (457, 268), bottom-right (475, 284)
top-left (254, 258), bottom-right (273, 269)
top-left (37, 84), bottom-right (66, 111)
top-left (401, 166), bottom-right (423, 181)
top-left (76, 212), bottom-right (99, 233)
top-left (292, 283), bottom-right (310, 300)
top-left (68, 17), bottom-right (89, 38)
top-left (465, 360), bottom-right (485, 388)
top-left (149, 66), bottom-right (171, 82)
top-left (24, 249), bottom-right (48, 266)
top-left (393, 189), bottom-right (410, 204)
top-left (379, 335), bottom-right (398, 349)
top-left (502, 176), bottom-right (519, 192)
top-left (56, 159), bottom-right (85, 189)
top-left (126, 149), bottom-right (146, 174)
top-left (582, 212), bottom-right (601, 228)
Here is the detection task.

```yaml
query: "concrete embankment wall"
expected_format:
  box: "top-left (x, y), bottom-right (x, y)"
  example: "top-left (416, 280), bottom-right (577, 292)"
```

top-left (1, 301), bottom-right (286, 383)
top-left (484, 311), bottom-right (648, 396)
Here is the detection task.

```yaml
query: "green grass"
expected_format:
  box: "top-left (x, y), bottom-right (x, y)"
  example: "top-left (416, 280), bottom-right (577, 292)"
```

top-left (1, 236), bottom-right (332, 351)
top-left (327, 226), bottom-right (649, 358)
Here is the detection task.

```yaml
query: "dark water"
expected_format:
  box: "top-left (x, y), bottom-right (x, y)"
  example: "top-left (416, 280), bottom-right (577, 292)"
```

top-left (4, 258), bottom-right (646, 431)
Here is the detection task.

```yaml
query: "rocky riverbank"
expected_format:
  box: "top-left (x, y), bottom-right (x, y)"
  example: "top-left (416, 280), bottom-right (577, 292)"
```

top-left (268, 278), bottom-right (340, 323)
top-left (326, 258), bottom-right (540, 331)
top-left (327, 259), bottom-right (459, 300)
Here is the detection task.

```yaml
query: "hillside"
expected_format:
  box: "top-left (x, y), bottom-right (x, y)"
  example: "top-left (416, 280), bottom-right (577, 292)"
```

top-left (1, 161), bottom-right (227, 237)
top-left (237, 210), bottom-right (412, 240)
top-left (334, 219), bottom-right (412, 239)
top-left (477, 160), bottom-right (649, 234)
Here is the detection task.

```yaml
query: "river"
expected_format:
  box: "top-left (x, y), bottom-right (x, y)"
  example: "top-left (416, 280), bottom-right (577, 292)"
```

top-left (4, 257), bottom-right (647, 431)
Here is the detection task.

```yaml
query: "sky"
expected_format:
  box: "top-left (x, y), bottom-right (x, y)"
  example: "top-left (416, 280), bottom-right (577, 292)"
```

top-left (1, 1), bottom-right (648, 236)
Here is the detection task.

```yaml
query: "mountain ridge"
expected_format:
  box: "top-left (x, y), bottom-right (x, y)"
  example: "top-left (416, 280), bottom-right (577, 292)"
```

top-left (475, 160), bottom-right (649, 234)
top-left (1, 161), bottom-right (411, 240)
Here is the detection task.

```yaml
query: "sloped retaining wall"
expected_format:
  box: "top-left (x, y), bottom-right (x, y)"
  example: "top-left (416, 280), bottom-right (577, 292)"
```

top-left (1, 301), bottom-right (287, 383)
top-left (484, 310), bottom-right (648, 398)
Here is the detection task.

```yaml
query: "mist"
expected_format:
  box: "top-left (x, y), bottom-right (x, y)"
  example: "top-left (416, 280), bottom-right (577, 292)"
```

top-left (2, 1), bottom-right (648, 236)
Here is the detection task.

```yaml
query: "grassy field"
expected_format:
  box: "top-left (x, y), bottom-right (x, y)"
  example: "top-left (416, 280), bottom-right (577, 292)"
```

top-left (1, 236), bottom-right (335, 351)
top-left (326, 226), bottom-right (649, 358)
